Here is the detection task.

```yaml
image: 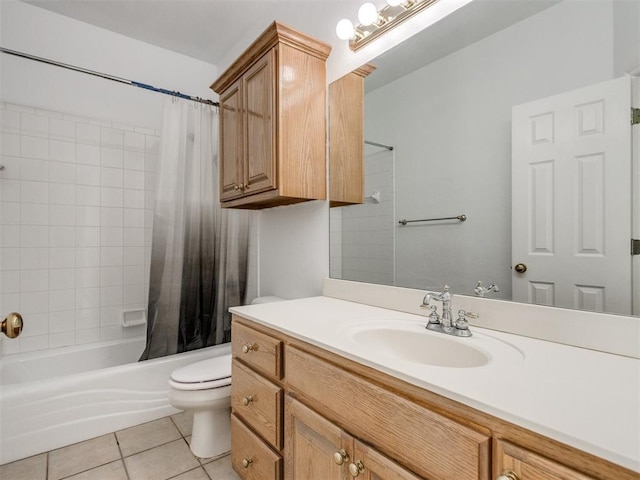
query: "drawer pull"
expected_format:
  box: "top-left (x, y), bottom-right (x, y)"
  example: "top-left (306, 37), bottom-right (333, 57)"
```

top-left (333, 449), bottom-right (349, 465)
top-left (242, 458), bottom-right (253, 468)
top-left (242, 395), bottom-right (254, 406)
top-left (242, 343), bottom-right (258, 353)
top-left (497, 471), bottom-right (519, 480)
top-left (348, 461), bottom-right (365, 477)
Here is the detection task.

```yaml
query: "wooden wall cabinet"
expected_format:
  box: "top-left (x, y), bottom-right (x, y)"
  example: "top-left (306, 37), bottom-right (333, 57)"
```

top-left (211, 22), bottom-right (331, 209)
top-left (231, 315), bottom-right (635, 480)
top-left (329, 64), bottom-right (375, 207)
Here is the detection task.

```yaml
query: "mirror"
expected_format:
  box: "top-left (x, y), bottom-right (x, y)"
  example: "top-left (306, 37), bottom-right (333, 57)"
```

top-left (329, 0), bottom-right (639, 316)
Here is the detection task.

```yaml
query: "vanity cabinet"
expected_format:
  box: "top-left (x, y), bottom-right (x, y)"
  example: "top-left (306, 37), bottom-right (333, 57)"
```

top-left (211, 22), bottom-right (331, 209)
top-left (329, 64), bottom-right (376, 207)
top-left (230, 315), bottom-right (636, 480)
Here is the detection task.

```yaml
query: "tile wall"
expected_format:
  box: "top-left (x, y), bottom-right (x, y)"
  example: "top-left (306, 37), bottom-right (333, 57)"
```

top-left (0, 102), bottom-right (158, 355)
top-left (330, 148), bottom-right (395, 285)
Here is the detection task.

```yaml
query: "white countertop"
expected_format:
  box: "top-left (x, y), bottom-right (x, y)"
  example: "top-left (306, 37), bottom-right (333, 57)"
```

top-left (230, 296), bottom-right (640, 473)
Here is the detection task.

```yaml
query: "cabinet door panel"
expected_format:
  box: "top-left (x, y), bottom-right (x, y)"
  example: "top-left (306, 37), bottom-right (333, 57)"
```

top-left (354, 440), bottom-right (422, 480)
top-left (495, 440), bottom-right (595, 480)
top-left (231, 414), bottom-right (282, 480)
top-left (244, 50), bottom-right (276, 195)
top-left (285, 395), bottom-right (351, 480)
top-left (219, 80), bottom-right (244, 200)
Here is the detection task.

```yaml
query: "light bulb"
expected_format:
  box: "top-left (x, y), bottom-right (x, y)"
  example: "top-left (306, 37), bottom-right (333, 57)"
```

top-left (336, 18), bottom-right (356, 40)
top-left (386, 0), bottom-right (404, 6)
top-left (358, 2), bottom-right (379, 26)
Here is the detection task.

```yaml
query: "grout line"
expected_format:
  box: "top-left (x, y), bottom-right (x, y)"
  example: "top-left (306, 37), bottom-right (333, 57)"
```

top-left (114, 432), bottom-right (132, 480)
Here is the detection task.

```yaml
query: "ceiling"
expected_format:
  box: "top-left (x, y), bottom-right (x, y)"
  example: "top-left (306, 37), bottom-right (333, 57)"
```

top-left (21, 0), bottom-right (363, 66)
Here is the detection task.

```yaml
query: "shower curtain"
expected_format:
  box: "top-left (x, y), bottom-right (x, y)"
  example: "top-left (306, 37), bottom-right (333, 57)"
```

top-left (140, 99), bottom-right (250, 360)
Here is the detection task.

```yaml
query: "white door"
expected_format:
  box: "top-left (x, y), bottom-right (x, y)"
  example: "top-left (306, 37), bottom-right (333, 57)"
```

top-left (512, 76), bottom-right (632, 315)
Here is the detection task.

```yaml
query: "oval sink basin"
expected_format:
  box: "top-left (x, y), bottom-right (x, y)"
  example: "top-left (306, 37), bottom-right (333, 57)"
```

top-left (352, 328), bottom-right (490, 368)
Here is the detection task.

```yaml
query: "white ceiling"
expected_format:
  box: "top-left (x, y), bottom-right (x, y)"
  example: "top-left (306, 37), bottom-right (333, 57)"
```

top-left (21, 0), bottom-right (363, 65)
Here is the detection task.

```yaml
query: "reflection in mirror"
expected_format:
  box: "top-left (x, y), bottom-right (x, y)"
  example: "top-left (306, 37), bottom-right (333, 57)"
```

top-left (329, 0), bottom-right (640, 316)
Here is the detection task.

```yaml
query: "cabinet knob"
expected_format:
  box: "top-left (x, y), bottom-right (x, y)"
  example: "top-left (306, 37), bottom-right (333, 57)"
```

top-left (333, 449), bottom-right (349, 465)
top-left (497, 471), bottom-right (519, 480)
top-left (242, 395), bottom-right (254, 406)
top-left (233, 184), bottom-right (241, 191)
top-left (242, 458), bottom-right (253, 468)
top-left (242, 343), bottom-right (258, 353)
top-left (348, 461), bottom-right (365, 477)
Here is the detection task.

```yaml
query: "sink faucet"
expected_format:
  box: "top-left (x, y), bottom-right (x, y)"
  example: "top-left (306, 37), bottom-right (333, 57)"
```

top-left (421, 285), bottom-right (453, 330)
top-left (420, 285), bottom-right (479, 337)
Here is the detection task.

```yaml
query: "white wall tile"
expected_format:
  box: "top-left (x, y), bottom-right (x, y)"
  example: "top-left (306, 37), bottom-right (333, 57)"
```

top-left (1, 202), bottom-right (20, 225)
top-left (76, 165), bottom-right (100, 186)
top-left (100, 286), bottom-right (122, 307)
top-left (124, 265), bottom-right (145, 285)
top-left (75, 185), bottom-right (100, 206)
top-left (0, 133), bottom-right (20, 156)
top-left (0, 247), bottom-right (21, 270)
top-left (49, 118), bottom-right (75, 141)
top-left (76, 287), bottom-right (100, 309)
top-left (21, 158), bottom-right (49, 182)
top-left (76, 123), bottom-right (100, 144)
top-left (100, 187), bottom-right (123, 208)
top-left (50, 183), bottom-right (75, 205)
top-left (101, 127), bottom-right (123, 148)
top-left (124, 246), bottom-right (145, 266)
top-left (49, 268), bottom-right (75, 290)
top-left (100, 266), bottom-right (122, 286)
top-left (49, 204), bottom-right (76, 226)
top-left (1, 109), bottom-right (21, 133)
top-left (99, 306), bottom-right (121, 327)
top-left (100, 227), bottom-right (123, 247)
top-left (49, 226), bottom-right (75, 247)
top-left (145, 153), bottom-right (158, 173)
top-left (76, 328), bottom-right (100, 344)
top-left (49, 139), bottom-right (76, 163)
top-left (100, 166), bottom-right (122, 187)
top-left (124, 131), bottom-right (145, 151)
top-left (0, 292), bottom-right (20, 312)
top-left (21, 135), bottom-right (49, 159)
top-left (76, 143), bottom-right (100, 166)
top-left (0, 156), bottom-right (21, 179)
top-left (124, 150), bottom-right (145, 171)
top-left (124, 169), bottom-right (144, 190)
top-left (0, 224), bottom-right (20, 248)
top-left (21, 203), bottom-right (48, 225)
top-left (101, 207), bottom-right (123, 227)
top-left (49, 161), bottom-right (75, 184)
top-left (19, 226), bottom-right (48, 247)
top-left (76, 267), bottom-right (100, 288)
top-left (100, 326), bottom-right (123, 341)
top-left (21, 313), bottom-right (49, 336)
top-left (20, 247), bottom-right (49, 270)
top-left (76, 205), bottom-right (100, 226)
top-left (21, 180), bottom-right (48, 204)
top-left (21, 113), bottom-right (48, 137)
top-left (0, 179), bottom-right (20, 204)
top-left (0, 270), bottom-right (19, 293)
top-left (20, 335), bottom-right (49, 352)
top-left (145, 135), bottom-right (159, 154)
top-left (124, 189), bottom-right (145, 209)
top-left (49, 332), bottom-right (75, 348)
top-left (144, 172), bottom-right (157, 191)
top-left (49, 289), bottom-right (75, 312)
top-left (76, 247), bottom-right (100, 268)
top-left (123, 283), bottom-right (144, 305)
top-left (20, 269), bottom-right (48, 292)
top-left (75, 226), bottom-right (99, 247)
top-left (123, 208), bottom-right (144, 227)
top-left (49, 247), bottom-right (76, 268)
top-left (101, 147), bottom-right (123, 168)
top-left (76, 308), bottom-right (100, 329)
top-left (101, 246), bottom-right (123, 267)
top-left (20, 290), bottom-right (49, 314)
top-left (123, 227), bottom-right (145, 247)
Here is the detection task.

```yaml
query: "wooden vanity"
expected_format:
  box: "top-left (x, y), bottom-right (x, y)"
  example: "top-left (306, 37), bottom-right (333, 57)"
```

top-left (229, 314), bottom-right (636, 480)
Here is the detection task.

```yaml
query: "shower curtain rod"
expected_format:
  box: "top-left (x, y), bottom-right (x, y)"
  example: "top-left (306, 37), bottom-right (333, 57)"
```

top-left (365, 140), bottom-right (394, 151)
top-left (1, 47), bottom-right (219, 107)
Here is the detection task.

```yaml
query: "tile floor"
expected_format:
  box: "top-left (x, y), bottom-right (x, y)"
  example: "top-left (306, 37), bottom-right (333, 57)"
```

top-left (0, 412), bottom-right (241, 480)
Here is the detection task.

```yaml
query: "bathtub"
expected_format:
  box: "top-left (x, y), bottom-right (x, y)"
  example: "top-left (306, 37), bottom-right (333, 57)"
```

top-left (0, 338), bottom-right (231, 465)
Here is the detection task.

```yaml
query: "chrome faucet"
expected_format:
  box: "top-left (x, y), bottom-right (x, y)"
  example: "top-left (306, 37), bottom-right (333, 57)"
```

top-left (420, 285), bottom-right (479, 337)
top-left (474, 281), bottom-right (499, 297)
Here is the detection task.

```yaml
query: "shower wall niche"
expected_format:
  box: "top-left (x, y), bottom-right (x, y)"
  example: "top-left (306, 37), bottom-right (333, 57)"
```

top-left (0, 101), bottom-right (158, 355)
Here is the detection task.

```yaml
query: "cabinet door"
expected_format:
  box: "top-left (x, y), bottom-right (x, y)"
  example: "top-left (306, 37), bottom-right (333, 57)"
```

top-left (495, 440), bottom-right (595, 480)
top-left (353, 440), bottom-right (422, 480)
top-left (243, 49), bottom-right (276, 195)
top-left (219, 79), bottom-right (244, 200)
top-left (285, 395), bottom-right (352, 480)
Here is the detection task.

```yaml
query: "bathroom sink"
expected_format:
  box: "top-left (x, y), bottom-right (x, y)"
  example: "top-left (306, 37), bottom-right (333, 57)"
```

top-left (339, 319), bottom-right (506, 368)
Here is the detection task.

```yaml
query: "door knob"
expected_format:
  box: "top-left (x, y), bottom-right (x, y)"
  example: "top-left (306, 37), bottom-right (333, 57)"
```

top-left (514, 263), bottom-right (527, 273)
top-left (2, 312), bottom-right (23, 338)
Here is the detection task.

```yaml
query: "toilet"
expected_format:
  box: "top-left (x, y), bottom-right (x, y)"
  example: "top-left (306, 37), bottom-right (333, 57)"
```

top-left (168, 353), bottom-right (232, 458)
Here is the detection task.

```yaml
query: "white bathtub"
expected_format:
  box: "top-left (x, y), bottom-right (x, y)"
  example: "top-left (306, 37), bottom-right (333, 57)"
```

top-left (0, 338), bottom-right (231, 465)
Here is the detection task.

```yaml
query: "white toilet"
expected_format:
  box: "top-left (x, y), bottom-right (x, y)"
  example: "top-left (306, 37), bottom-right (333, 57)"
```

top-left (168, 353), bottom-right (232, 458)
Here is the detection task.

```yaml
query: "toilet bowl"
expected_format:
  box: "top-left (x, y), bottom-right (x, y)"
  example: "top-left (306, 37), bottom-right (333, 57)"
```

top-left (168, 353), bottom-right (232, 458)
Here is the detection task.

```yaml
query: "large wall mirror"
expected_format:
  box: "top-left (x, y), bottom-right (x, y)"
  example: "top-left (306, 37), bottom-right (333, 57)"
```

top-left (329, 0), bottom-right (639, 316)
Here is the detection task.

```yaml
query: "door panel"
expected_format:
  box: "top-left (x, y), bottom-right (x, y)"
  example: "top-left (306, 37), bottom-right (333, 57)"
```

top-left (512, 76), bottom-right (632, 314)
top-left (219, 80), bottom-right (243, 200)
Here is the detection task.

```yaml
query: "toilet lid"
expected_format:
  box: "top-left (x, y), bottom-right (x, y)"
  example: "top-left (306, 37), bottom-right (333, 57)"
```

top-left (170, 354), bottom-right (232, 384)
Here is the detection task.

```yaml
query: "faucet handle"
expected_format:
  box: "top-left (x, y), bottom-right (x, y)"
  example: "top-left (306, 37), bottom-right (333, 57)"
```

top-left (455, 310), bottom-right (479, 331)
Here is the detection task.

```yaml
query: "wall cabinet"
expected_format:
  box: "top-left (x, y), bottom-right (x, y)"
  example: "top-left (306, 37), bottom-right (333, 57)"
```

top-left (231, 315), bottom-right (635, 480)
top-left (211, 22), bottom-right (331, 209)
top-left (329, 64), bottom-right (376, 207)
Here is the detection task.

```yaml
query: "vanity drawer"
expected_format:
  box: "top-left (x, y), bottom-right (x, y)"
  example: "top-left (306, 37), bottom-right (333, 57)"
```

top-left (232, 359), bottom-right (283, 449)
top-left (232, 320), bottom-right (283, 379)
top-left (285, 345), bottom-right (491, 480)
top-left (231, 414), bottom-right (282, 480)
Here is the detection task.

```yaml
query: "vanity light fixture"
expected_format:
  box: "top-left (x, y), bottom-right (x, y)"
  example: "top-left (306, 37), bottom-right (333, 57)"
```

top-left (336, 0), bottom-right (438, 50)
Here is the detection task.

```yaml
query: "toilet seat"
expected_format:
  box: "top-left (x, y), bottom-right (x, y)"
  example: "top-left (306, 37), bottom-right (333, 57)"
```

top-left (169, 354), bottom-right (232, 391)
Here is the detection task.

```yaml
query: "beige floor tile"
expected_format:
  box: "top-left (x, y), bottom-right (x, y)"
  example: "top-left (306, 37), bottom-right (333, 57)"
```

top-left (171, 410), bottom-right (194, 437)
top-left (203, 455), bottom-right (240, 480)
top-left (116, 417), bottom-right (182, 457)
top-left (171, 467), bottom-right (211, 480)
top-left (124, 439), bottom-right (200, 480)
top-left (62, 460), bottom-right (128, 480)
top-left (0, 453), bottom-right (47, 480)
top-left (48, 434), bottom-right (120, 480)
